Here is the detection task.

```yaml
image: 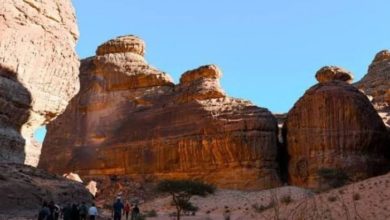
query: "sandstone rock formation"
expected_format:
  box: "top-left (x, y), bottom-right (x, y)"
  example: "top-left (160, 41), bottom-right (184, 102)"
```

top-left (39, 35), bottom-right (280, 190)
top-left (0, 163), bottom-right (92, 216)
top-left (355, 50), bottom-right (390, 128)
top-left (0, 0), bottom-right (80, 166)
top-left (283, 66), bottom-right (389, 188)
top-left (315, 66), bottom-right (353, 83)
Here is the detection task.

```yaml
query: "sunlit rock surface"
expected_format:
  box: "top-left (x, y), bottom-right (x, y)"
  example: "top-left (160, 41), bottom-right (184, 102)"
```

top-left (0, 0), bottom-right (80, 166)
top-left (283, 66), bottom-right (389, 188)
top-left (39, 35), bottom-right (280, 190)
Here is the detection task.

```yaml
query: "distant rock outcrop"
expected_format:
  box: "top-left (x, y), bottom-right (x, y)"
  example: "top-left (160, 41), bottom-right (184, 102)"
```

top-left (283, 66), bottom-right (389, 188)
top-left (0, 0), bottom-right (80, 166)
top-left (39, 35), bottom-right (280, 190)
top-left (355, 50), bottom-right (390, 128)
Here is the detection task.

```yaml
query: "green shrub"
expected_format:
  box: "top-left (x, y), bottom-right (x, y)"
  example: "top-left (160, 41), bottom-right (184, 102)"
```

top-left (280, 195), bottom-right (293, 204)
top-left (328, 196), bottom-right (337, 202)
top-left (252, 201), bottom-right (275, 213)
top-left (353, 193), bottom-right (361, 201)
top-left (318, 168), bottom-right (349, 190)
top-left (144, 209), bottom-right (158, 217)
top-left (157, 179), bottom-right (215, 220)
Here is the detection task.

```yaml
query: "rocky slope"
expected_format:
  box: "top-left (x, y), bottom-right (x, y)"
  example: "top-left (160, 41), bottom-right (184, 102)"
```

top-left (261, 171), bottom-right (390, 220)
top-left (39, 35), bottom-right (280, 190)
top-left (0, 163), bottom-right (92, 218)
top-left (0, 0), bottom-right (80, 166)
top-left (355, 50), bottom-right (390, 128)
top-left (283, 66), bottom-right (389, 188)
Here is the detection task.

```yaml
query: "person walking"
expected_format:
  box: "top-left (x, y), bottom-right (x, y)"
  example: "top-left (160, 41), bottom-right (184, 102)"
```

top-left (124, 202), bottom-right (131, 220)
top-left (53, 204), bottom-right (60, 220)
top-left (131, 204), bottom-right (140, 220)
top-left (38, 201), bottom-right (51, 220)
top-left (112, 198), bottom-right (124, 220)
top-left (79, 202), bottom-right (88, 220)
top-left (47, 201), bottom-right (55, 220)
top-left (61, 204), bottom-right (72, 220)
top-left (223, 206), bottom-right (231, 220)
top-left (71, 203), bottom-right (80, 220)
top-left (88, 203), bottom-right (98, 220)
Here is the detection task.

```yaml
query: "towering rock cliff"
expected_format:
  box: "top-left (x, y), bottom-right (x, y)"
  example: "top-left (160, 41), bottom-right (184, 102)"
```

top-left (283, 66), bottom-right (389, 188)
top-left (355, 50), bottom-right (390, 128)
top-left (39, 35), bottom-right (280, 190)
top-left (0, 0), bottom-right (80, 166)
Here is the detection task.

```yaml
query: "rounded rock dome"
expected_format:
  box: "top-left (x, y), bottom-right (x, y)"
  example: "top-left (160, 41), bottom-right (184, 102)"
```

top-left (96, 35), bottom-right (145, 56)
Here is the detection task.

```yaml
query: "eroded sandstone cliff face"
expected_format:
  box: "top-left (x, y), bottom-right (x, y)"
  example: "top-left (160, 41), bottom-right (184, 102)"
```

top-left (283, 66), bottom-right (389, 188)
top-left (355, 50), bottom-right (390, 128)
top-left (39, 35), bottom-right (280, 189)
top-left (0, 0), bottom-right (80, 166)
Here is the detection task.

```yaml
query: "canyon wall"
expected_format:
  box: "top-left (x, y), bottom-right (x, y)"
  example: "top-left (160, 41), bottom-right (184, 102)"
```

top-left (39, 36), bottom-right (281, 190)
top-left (283, 66), bottom-right (389, 188)
top-left (0, 0), bottom-right (80, 166)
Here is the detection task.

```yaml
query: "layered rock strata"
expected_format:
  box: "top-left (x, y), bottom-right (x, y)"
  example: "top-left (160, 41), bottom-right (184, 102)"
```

top-left (39, 35), bottom-right (280, 190)
top-left (283, 66), bottom-right (389, 188)
top-left (355, 50), bottom-right (390, 128)
top-left (0, 0), bottom-right (80, 165)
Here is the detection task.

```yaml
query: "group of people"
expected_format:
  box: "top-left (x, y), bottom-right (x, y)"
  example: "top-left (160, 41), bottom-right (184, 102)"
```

top-left (112, 198), bottom-right (140, 220)
top-left (38, 201), bottom-right (98, 220)
top-left (38, 198), bottom-right (140, 220)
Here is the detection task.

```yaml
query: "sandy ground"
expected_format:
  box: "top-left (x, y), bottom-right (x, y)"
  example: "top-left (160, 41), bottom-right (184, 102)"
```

top-left (134, 186), bottom-right (312, 220)
top-left (5, 172), bottom-right (390, 219)
top-left (261, 172), bottom-right (390, 220)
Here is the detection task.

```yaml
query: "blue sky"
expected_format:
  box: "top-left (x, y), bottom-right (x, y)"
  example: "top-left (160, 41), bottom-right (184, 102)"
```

top-left (35, 0), bottom-right (390, 142)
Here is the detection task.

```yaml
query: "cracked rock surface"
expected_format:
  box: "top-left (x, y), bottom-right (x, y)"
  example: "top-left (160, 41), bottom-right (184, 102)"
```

top-left (0, 0), bottom-right (80, 165)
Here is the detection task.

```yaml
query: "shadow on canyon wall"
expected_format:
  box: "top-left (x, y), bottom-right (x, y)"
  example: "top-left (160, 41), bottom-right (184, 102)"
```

top-left (0, 66), bottom-right (31, 164)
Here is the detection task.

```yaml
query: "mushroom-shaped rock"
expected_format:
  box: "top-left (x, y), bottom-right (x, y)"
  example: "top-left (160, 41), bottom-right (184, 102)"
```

top-left (284, 66), bottom-right (389, 188)
top-left (40, 35), bottom-right (281, 190)
top-left (315, 66), bottom-right (354, 83)
top-left (96, 35), bottom-right (145, 56)
top-left (93, 35), bottom-right (174, 90)
top-left (176, 65), bottom-right (225, 103)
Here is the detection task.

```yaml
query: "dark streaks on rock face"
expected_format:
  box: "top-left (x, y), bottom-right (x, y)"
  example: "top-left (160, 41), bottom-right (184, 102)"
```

top-left (40, 35), bottom-right (280, 190)
top-left (284, 66), bottom-right (389, 188)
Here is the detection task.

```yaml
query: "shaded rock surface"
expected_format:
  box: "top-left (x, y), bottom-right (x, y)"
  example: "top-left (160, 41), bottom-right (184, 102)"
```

top-left (0, 0), bottom-right (80, 166)
top-left (283, 66), bottom-right (389, 188)
top-left (0, 164), bottom-right (92, 215)
top-left (39, 35), bottom-right (280, 190)
top-left (355, 50), bottom-right (390, 128)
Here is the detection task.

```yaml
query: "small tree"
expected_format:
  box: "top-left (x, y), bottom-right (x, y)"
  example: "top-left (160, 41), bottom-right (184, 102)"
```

top-left (157, 180), bottom-right (215, 220)
top-left (317, 168), bottom-right (349, 191)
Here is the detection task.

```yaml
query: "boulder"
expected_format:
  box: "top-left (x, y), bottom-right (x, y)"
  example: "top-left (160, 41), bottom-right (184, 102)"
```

top-left (39, 35), bottom-right (280, 190)
top-left (315, 66), bottom-right (353, 83)
top-left (0, 164), bottom-right (92, 215)
top-left (283, 66), bottom-right (389, 188)
top-left (0, 0), bottom-right (80, 166)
